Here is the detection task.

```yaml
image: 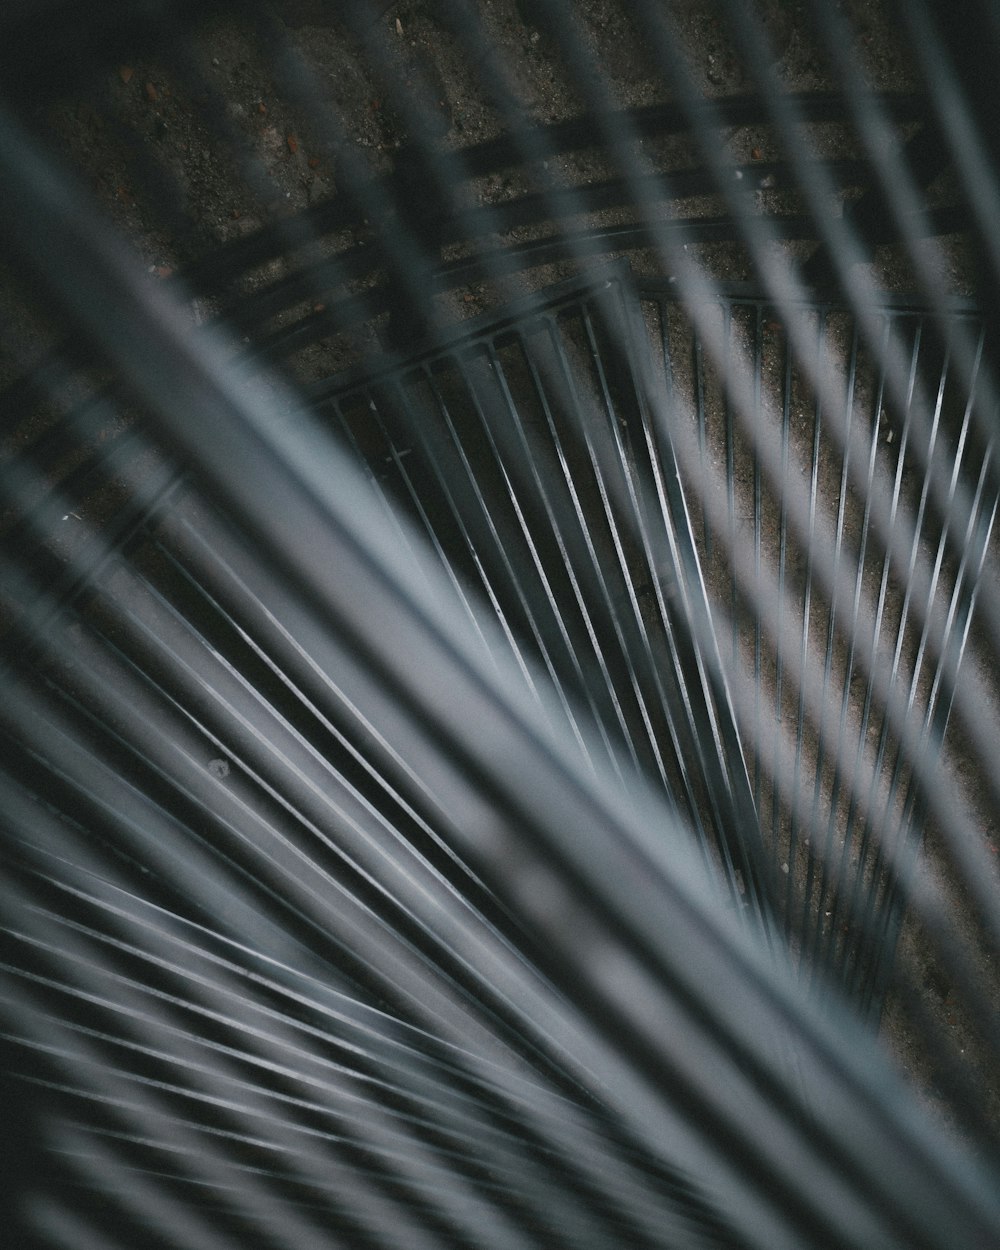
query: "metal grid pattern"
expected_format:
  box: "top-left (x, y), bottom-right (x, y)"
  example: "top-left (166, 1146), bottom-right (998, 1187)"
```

top-left (643, 285), bottom-right (996, 1018)
top-left (310, 273), bottom-right (768, 922)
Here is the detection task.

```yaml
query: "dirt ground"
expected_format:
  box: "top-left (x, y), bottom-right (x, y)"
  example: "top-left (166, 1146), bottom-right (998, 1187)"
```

top-left (2, 0), bottom-right (936, 374)
top-left (3, 0), bottom-right (997, 1187)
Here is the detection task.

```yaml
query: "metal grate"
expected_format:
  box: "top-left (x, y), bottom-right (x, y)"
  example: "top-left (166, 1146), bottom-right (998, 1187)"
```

top-left (642, 284), bottom-right (997, 1019)
top-left (309, 272), bottom-right (769, 923)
